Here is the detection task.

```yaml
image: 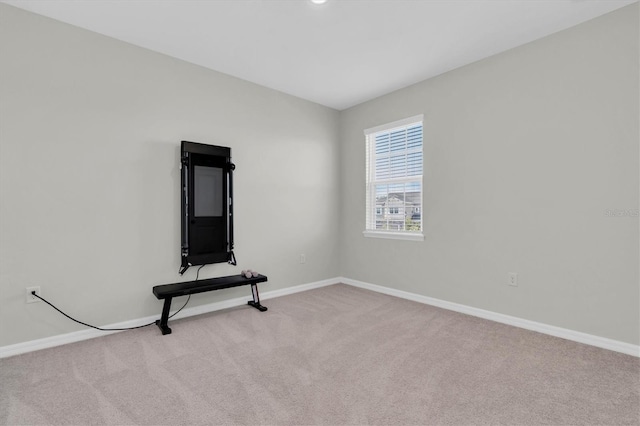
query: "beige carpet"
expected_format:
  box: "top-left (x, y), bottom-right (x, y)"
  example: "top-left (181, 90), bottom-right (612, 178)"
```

top-left (1, 284), bottom-right (638, 425)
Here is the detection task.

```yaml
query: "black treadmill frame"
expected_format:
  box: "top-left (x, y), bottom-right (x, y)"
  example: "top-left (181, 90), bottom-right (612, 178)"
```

top-left (180, 141), bottom-right (235, 275)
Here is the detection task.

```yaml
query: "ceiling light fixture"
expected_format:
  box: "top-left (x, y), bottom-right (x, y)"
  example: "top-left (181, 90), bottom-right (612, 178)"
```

top-left (310, 0), bottom-right (327, 4)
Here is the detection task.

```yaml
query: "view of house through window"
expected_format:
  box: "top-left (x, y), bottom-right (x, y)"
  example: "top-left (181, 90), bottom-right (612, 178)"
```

top-left (365, 115), bottom-right (423, 239)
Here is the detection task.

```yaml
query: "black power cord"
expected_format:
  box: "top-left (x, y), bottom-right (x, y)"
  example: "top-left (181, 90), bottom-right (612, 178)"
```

top-left (32, 265), bottom-right (206, 332)
top-left (31, 292), bottom-right (190, 331)
top-left (195, 264), bottom-right (206, 280)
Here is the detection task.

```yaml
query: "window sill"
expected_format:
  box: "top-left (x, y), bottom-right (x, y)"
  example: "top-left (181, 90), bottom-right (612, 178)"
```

top-left (363, 230), bottom-right (424, 241)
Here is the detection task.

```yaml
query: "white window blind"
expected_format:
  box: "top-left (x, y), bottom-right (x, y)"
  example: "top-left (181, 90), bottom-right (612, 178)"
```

top-left (364, 115), bottom-right (423, 240)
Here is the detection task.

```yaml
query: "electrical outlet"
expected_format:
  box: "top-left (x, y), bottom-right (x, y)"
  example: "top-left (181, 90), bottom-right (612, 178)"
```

top-left (300, 254), bottom-right (306, 264)
top-left (26, 286), bottom-right (41, 303)
top-left (508, 272), bottom-right (518, 287)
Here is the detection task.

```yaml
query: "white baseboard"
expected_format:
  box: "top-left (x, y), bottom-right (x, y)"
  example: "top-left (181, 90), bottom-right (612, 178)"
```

top-left (339, 277), bottom-right (640, 358)
top-left (0, 277), bottom-right (339, 359)
top-left (259, 277), bottom-right (339, 300)
top-left (3, 276), bottom-right (637, 358)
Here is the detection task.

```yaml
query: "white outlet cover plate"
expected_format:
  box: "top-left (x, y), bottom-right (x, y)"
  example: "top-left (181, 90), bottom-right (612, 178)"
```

top-left (26, 287), bottom-right (41, 303)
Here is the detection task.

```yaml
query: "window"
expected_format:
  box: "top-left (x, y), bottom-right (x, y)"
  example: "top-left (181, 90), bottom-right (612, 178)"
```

top-left (364, 115), bottom-right (423, 241)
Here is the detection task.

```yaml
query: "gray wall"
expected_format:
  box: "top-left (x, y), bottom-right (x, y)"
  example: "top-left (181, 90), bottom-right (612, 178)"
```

top-left (0, 4), bottom-right (340, 347)
top-left (339, 4), bottom-right (639, 345)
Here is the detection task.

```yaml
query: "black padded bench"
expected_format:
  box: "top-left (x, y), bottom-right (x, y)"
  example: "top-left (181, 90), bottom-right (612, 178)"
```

top-left (152, 274), bottom-right (268, 335)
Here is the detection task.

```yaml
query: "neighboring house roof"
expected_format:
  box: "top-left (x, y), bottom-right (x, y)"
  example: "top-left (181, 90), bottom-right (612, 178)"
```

top-left (376, 192), bottom-right (421, 206)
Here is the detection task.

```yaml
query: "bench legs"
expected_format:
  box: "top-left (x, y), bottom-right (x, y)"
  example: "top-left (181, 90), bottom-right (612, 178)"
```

top-left (156, 284), bottom-right (267, 335)
top-left (247, 283), bottom-right (268, 312)
top-left (155, 297), bottom-right (173, 335)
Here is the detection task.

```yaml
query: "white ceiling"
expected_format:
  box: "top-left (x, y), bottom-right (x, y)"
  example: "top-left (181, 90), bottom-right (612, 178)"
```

top-left (3, 0), bottom-right (637, 110)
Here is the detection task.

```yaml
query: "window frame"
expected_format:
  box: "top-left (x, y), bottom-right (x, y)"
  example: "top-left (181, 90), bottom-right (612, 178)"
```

top-left (363, 115), bottom-right (424, 242)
